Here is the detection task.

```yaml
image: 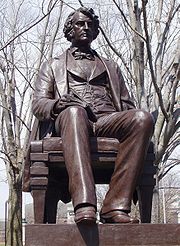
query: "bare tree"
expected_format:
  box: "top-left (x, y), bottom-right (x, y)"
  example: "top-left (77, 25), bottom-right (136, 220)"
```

top-left (0, 3), bottom-right (179, 243)
top-left (155, 173), bottom-right (180, 224)
top-left (0, 0), bottom-right (64, 245)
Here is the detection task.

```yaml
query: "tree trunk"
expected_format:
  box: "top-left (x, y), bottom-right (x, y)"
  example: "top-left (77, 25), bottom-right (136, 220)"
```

top-left (6, 180), bottom-right (22, 246)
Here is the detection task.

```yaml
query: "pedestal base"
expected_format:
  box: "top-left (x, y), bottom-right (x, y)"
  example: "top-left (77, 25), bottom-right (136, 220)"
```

top-left (25, 224), bottom-right (180, 246)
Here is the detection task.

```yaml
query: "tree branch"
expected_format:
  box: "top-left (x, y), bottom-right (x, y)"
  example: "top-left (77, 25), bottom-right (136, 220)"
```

top-left (99, 26), bottom-right (136, 82)
top-left (0, 104), bottom-right (31, 132)
top-left (78, 0), bottom-right (84, 6)
top-left (159, 162), bottom-right (180, 180)
top-left (48, 1), bottom-right (64, 58)
top-left (112, 0), bottom-right (146, 42)
top-left (155, 1), bottom-right (179, 67)
top-left (141, 0), bottom-right (169, 121)
top-left (169, 63), bottom-right (180, 114)
top-left (0, 0), bottom-right (60, 51)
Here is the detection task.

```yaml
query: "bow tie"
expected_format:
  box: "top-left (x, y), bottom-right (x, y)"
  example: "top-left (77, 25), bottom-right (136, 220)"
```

top-left (73, 51), bottom-right (95, 60)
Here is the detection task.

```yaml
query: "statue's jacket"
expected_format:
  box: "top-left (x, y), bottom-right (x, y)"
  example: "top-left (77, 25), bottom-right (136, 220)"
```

top-left (23, 49), bottom-right (135, 192)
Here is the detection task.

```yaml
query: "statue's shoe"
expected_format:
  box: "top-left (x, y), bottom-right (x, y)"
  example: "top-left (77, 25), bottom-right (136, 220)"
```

top-left (100, 210), bottom-right (139, 224)
top-left (74, 206), bottom-right (97, 225)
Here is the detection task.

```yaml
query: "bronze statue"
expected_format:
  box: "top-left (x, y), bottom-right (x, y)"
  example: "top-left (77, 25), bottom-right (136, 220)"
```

top-left (25, 7), bottom-right (154, 225)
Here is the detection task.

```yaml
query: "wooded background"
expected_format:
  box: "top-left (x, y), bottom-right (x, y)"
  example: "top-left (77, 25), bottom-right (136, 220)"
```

top-left (0, 0), bottom-right (179, 245)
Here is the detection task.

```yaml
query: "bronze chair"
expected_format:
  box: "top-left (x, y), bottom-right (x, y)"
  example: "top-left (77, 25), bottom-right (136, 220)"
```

top-left (29, 137), bottom-right (156, 224)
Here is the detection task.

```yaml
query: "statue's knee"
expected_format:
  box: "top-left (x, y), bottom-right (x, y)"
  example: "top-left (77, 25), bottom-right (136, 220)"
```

top-left (64, 106), bottom-right (87, 119)
top-left (133, 110), bottom-right (154, 130)
top-left (55, 106), bottom-right (88, 134)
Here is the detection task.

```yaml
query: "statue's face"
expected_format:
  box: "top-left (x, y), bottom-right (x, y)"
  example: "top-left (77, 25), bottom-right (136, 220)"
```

top-left (72, 12), bottom-right (94, 46)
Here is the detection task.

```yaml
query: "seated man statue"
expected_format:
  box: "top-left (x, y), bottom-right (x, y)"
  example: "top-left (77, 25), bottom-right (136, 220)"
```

top-left (32, 7), bottom-right (154, 224)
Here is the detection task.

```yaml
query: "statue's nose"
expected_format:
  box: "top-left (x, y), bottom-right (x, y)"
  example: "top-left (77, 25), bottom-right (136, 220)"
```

top-left (84, 22), bottom-right (89, 29)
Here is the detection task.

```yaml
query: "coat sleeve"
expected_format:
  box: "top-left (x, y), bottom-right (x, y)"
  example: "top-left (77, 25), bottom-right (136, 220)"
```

top-left (32, 60), bottom-right (58, 121)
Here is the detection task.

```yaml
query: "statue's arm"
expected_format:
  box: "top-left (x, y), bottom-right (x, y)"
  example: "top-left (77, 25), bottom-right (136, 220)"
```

top-left (32, 60), bottom-right (58, 121)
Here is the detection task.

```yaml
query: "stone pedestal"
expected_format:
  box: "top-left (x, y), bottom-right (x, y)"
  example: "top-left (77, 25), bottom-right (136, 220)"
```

top-left (25, 224), bottom-right (180, 246)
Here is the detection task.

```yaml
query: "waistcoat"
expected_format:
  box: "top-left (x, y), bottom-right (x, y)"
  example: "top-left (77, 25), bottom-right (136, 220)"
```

top-left (67, 51), bottom-right (116, 117)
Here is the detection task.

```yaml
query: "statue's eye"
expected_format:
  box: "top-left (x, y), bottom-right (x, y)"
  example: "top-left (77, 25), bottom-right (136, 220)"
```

top-left (75, 21), bottom-right (93, 28)
top-left (88, 22), bottom-right (93, 28)
top-left (76, 21), bottom-right (84, 27)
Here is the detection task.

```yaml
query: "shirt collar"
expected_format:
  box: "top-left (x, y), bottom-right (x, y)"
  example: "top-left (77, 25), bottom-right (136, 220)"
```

top-left (69, 46), bottom-right (96, 57)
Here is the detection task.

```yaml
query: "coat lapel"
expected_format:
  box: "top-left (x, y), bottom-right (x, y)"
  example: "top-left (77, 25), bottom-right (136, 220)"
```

top-left (99, 57), bottom-right (122, 112)
top-left (66, 51), bottom-right (87, 80)
top-left (89, 58), bottom-right (106, 81)
top-left (52, 51), bottom-right (69, 96)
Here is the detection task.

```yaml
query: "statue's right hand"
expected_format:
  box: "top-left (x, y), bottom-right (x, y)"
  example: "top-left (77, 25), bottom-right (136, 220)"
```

top-left (53, 94), bottom-right (85, 114)
top-left (53, 98), bottom-right (66, 114)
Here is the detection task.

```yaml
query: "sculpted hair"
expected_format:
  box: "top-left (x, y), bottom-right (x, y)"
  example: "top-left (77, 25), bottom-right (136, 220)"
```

top-left (63, 7), bottom-right (100, 42)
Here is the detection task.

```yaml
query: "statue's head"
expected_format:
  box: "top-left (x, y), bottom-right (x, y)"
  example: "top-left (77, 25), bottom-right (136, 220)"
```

top-left (63, 7), bottom-right (99, 46)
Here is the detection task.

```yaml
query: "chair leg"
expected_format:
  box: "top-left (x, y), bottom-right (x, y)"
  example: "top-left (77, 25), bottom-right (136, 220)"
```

top-left (137, 185), bottom-right (154, 223)
top-left (30, 162), bottom-right (48, 223)
top-left (31, 186), bottom-right (47, 223)
top-left (44, 194), bottom-right (59, 223)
